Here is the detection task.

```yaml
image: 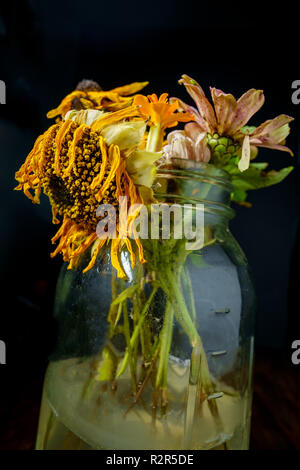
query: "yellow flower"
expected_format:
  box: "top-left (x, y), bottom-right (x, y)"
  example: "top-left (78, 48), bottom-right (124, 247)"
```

top-left (67, 109), bottom-right (162, 194)
top-left (15, 106), bottom-right (152, 278)
top-left (47, 80), bottom-right (149, 120)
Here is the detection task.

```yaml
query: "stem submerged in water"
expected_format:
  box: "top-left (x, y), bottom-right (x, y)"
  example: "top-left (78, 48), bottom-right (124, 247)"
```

top-left (155, 301), bottom-right (174, 411)
top-left (117, 287), bottom-right (158, 378)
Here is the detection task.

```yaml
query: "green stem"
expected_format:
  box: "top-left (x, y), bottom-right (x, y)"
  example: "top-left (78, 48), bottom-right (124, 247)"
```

top-left (181, 265), bottom-right (197, 324)
top-left (122, 298), bottom-right (137, 393)
top-left (146, 124), bottom-right (162, 152)
top-left (155, 301), bottom-right (173, 391)
top-left (117, 287), bottom-right (158, 378)
top-left (161, 268), bottom-right (214, 396)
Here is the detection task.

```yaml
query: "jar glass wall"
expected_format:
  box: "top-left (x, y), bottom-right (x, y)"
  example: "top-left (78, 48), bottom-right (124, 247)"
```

top-left (36, 162), bottom-right (256, 450)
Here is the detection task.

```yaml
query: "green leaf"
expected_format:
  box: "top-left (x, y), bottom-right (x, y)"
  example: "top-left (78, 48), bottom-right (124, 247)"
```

top-left (231, 164), bottom-right (294, 192)
top-left (231, 188), bottom-right (247, 203)
top-left (111, 284), bottom-right (139, 306)
top-left (245, 162), bottom-right (269, 170)
top-left (240, 125), bottom-right (257, 134)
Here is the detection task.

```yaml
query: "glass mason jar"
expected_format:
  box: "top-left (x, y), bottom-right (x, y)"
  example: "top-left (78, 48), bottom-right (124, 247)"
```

top-left (36, 161), bottom-right (256, 450)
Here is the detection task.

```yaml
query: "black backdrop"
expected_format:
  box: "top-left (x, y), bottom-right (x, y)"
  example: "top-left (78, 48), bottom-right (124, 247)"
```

top-left (0, 0), bottom-right (300, 448)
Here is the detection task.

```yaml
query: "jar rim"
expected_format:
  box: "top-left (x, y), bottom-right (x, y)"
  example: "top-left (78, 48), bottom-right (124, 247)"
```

top-left (154, 158), bottom-right (235, 220)
top-left (157, 159), bottom-right (232, 190)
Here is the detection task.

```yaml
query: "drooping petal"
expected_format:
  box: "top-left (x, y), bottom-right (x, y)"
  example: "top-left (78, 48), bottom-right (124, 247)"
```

top-left (249, 114), bottom-right (294, 155)
top-left (210, 88), bottom-right (238, 136)
top-left (91, 105), bottom-right (140, 131)
top-left (229, 89), bottom-right (265, 135)
top-left (238, 135), bottom-right (251, 172)
top-left (111, 239), bottom-right (126, 278)
top-left (96, 144), bottom-right (121, 200)
top-left (109, 81), bottom-right (149, 96)
top-left (179, 75), bottom-right (206, 94)
top-left (63, 124), bottom-right (88, 177)
top-left (82, 238), bottom-right (107, 273)
top-left (171, 97), bottom-right (208, 132)
top-left (47, 91), bottom-right (84, 119)
top-left (250, 115), bottom-right (294, 143)
top-left (251, 142), bottom-right (294, 155)
top-left (179, 75), bottom-right (217, 133)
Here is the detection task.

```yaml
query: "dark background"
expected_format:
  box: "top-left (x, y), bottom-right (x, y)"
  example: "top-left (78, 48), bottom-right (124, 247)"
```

top-left (0, 0), bottom-right (299, 450)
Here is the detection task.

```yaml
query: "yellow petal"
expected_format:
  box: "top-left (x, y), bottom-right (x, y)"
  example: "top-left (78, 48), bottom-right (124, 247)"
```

top-left (110, 81), bottom-right (149, 96)
top-left (100, 121), bottom-right (146, 150)
top-left (126, 150), bottom-right (162, 188)
top-left (91, 105), bottom-right (140, 131)
top-left (65, 109), bottom-right (105, 126)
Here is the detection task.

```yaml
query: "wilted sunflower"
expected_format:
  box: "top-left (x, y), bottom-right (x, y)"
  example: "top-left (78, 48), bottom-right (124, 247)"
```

top-left (47, 79), bottom-right (149, 120)
top-left (15, 84), bottom-right (193, 278)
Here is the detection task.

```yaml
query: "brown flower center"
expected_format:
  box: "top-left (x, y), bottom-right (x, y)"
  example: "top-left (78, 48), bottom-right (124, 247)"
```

top-left (41, 122), bottom-right (123, 230)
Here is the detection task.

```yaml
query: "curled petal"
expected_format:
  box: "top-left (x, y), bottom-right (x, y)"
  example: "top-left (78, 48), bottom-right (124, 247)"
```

top-left (194, 133), bottom-right (211, 163)
top-left (185, 122), bottom-right (211, 162)
top-left (179, 75), bottom-right (206, 95)
top-left (210, 88), bottom-right (238, 135)
top-left (47, 91), bottom-right (84, 119)
top-left (230, 89), bottom-right (265, 135)
top-left (252, 142), bottom-right (294, 156)
top-left (184, 122), bottom-right (203, 141)
top-left (166, 131), bottom-right (194, 160)
top-left (91, 105), bottom-right (140, 131)
top-left (170, 97), bottom-right (207, 132)
top-left (109, 81), bottom-right (149, 96)
top-left (179, 75), bottom-right (217, 133)
top-left (250, 115), bottom-right (294, 144)
top-left (166, 125), bottom-right (211, 163)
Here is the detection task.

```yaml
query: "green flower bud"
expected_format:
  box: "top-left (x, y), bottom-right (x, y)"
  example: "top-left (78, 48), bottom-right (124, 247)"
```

top-left (227, 145), bottom-right (236, 153)
top-left (207, 132), bottom-right (241, 167)
top-left (214, 144), bottom-right (226, 154)
top-left (208, 138), bottom-right (218, 149)
top-left (218, 137), bottom-right (231, 147)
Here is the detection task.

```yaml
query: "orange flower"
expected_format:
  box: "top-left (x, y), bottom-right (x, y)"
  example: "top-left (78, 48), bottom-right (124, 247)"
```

top-left (134, 93), bottom-right (193, 129)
